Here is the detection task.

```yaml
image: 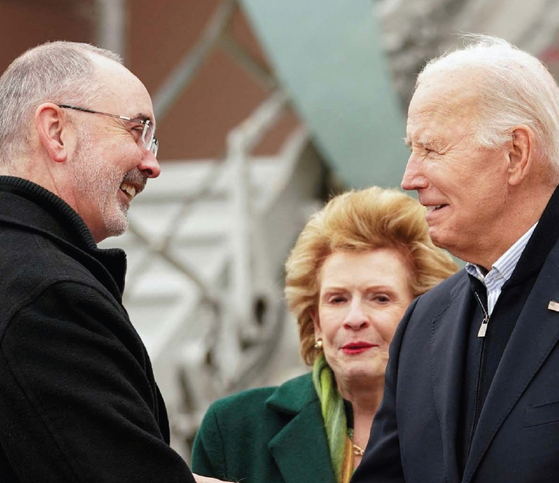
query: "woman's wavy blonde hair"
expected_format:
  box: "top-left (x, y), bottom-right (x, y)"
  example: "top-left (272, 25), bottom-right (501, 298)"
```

top-left (285, 186), bottom-right (458, 365)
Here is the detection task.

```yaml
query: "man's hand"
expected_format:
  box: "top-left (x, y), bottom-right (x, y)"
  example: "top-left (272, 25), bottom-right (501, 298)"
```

top-left (193, 473), bottom-right (232, 483)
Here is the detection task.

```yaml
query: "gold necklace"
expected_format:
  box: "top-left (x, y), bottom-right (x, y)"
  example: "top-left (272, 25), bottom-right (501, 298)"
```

top-left (352, 443), bottom-right (364, 456)
top-left (347, 428), bottom-right (365, 456)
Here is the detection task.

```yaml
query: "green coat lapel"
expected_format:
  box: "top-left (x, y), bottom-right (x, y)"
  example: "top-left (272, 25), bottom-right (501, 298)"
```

top-left (267, 374), bottom-right (336, 483)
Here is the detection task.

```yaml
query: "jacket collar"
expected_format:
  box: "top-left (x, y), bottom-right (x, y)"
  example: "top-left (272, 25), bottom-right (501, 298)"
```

top-left (266, 374), bottom-right (336, 483)
top-left (506, 185), bottom-right (559, 287)
top-left (0, 176), bottom-right (126, 298)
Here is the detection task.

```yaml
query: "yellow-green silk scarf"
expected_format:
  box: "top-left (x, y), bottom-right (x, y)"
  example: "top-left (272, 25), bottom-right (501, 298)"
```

top-left (312, 354), bottom-right (355, 483)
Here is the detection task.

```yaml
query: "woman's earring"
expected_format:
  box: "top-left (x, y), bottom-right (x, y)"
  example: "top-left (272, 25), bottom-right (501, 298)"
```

top-left (314, 338), bottom-right (323, 350)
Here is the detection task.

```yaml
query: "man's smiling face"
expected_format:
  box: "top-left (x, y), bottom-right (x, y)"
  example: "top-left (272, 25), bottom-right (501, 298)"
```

top-left (401, 69), bottom-right (511, 264)
top-left (65, 55), bottom-right (160, 242)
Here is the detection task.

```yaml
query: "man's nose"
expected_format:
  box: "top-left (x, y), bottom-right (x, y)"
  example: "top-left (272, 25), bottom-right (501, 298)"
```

top-left (401, 154), bottom-right (427, 191)
top-left (139, 152), bottom-right (161, 179)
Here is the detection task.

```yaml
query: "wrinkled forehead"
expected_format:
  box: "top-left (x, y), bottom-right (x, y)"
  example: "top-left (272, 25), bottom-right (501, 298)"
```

top-left (409, 69), bottom-right (482, 125)
top-left (406, 70), bottom-right (484, 147)
top-left (89, 53), bottom-right (155, 124)
top-left (416, 67), bottom-right (481, 109)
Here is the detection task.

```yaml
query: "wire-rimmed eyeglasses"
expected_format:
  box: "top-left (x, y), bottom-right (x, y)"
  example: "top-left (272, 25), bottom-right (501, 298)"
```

top-left (58, 104), bottom-right (159, 157)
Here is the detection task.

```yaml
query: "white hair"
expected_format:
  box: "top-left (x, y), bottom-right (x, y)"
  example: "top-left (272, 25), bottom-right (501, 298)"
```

top-left (417, 34), bottom-right (559, 169)
top-left (0, 41), bottom-right (122, 167)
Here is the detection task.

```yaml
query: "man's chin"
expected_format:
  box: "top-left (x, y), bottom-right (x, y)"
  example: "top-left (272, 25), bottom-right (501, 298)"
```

top-left (428, 226), bottom-right (450, 250)
top-left (104, 211), bottom-right (129, 239)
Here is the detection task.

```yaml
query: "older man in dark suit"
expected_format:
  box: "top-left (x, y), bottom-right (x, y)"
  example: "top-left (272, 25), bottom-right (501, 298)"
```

top-left (352, 35), bottom-right (559, 483)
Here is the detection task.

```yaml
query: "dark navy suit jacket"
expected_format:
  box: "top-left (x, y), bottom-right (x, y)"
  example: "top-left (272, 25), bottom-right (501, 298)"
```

top-left (352, 240), bottom-right (559, 483)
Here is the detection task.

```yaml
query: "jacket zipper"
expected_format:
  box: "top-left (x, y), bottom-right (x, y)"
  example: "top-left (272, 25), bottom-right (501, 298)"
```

top-left (475, 290), bottom-right (489, 337)
top-left (467, 290), bottom-right (490, 454)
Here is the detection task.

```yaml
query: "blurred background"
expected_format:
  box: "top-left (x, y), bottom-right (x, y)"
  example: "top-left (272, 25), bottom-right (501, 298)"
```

top-left (6, 0), bottom-right (559, 461)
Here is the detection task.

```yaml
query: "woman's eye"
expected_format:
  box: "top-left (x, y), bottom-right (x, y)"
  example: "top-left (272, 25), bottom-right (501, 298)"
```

top-left (370, 294), bottom-right (390, 303)
top-left (328, 295), bottom-right (347, 304)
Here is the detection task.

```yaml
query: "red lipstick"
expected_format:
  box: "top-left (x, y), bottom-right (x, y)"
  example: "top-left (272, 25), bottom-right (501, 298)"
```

top-left (341, 341), bottom-right (376, 355)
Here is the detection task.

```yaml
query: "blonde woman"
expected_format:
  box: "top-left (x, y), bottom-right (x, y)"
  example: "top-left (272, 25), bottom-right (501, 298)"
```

top-left (192, 187), bottom-right (458, 483)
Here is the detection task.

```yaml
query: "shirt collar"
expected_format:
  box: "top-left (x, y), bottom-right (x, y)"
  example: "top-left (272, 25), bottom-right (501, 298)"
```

top-left (465, 223), bottom-right (538, 286)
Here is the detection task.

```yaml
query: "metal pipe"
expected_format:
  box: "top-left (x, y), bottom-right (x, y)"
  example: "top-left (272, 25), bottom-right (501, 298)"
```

top-left (152, 0), bottom-right (237, 121)
top-left (95, 0), bottom-right (127, 60)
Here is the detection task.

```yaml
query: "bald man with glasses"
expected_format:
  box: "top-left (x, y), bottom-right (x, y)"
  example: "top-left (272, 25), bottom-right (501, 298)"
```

top-left (0, 41), bottom-right (209, 482)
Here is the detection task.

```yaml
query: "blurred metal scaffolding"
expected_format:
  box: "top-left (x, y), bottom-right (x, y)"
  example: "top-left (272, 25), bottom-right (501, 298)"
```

top-left (98, 0), bottom-right (325, 460)
top-left (95, 0), bottom-right (559, 461)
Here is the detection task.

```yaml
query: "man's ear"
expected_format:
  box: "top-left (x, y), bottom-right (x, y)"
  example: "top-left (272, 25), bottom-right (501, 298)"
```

top-left (507, 125), bottom-right (533, 186)
top-left (35, 103), bottom-right (70, 163)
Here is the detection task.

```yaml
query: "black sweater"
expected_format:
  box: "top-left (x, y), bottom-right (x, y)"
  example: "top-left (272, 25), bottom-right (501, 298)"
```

top-left (0, 176), bottom-right (194, 482)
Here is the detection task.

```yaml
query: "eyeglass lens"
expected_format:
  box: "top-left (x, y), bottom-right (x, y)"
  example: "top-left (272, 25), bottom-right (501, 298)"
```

top-left (141, 121), bottom-right (158, 157)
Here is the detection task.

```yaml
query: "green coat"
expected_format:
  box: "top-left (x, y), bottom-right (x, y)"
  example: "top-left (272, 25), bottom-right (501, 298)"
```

top-left (192, 372), bottom-right (336, 483)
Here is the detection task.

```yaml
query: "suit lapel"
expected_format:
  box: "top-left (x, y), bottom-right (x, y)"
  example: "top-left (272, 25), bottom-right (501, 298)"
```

top-left (266, 375), bottom-right (335, 483)
top-left (463, 250), bottom-right (559, 483)
top-left (268, 402), bottom-right (334, 483)
top-left (430, 273), bottom-right (472, 483)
